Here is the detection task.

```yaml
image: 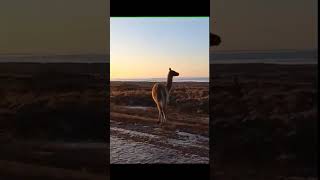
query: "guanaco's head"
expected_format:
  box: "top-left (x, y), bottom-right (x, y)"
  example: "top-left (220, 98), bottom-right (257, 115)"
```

top-left (169, 68), bottom-right (179, 77)
top-left (210, 33), bottom-right (221, 46)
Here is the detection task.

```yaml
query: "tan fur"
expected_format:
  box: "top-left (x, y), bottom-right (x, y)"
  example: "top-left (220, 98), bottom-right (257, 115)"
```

top-left (152, 68), bottom-right (179, 124)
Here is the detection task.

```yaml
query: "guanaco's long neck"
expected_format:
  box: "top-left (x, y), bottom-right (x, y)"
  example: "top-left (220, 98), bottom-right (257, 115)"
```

top-left (166, 74), bottom-right (173, 92)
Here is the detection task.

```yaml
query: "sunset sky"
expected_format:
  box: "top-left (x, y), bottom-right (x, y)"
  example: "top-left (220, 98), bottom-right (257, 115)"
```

top-left (1, 0), bottom-right (316, 57)
top-left (110, 17), bottom-right (209, 80)
top-left (0, 0), bottom-right (108, 55)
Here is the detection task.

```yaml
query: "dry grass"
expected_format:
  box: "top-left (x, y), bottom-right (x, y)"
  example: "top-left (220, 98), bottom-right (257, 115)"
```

top-left (211, 64), bottom-right (318, 179)
top-left (111, 81), bottom-right (209, 114)
top-left (0, 63), bottom-right (108, 178)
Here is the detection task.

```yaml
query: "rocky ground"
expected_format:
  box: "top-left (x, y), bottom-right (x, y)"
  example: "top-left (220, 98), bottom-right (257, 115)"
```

top-left (110, 82), bottom-right (209, 164)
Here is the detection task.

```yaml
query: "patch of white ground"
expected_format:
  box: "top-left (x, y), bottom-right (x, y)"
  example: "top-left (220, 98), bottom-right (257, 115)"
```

top-left (111, 136), bottom-right (208, 164)
top-left (110, 126), bottom-right (209, 164)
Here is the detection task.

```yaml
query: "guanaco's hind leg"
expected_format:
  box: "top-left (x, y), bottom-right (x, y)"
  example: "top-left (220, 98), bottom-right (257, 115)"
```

top-left (162, 106), bottom-right (167, 123)
top-left (163, 102), bottom-right (168, 122)
top-left (156, 103), bottom-right (162, 124)
top-left (158, 102), bottom-right (166, 125)
top-left (161, 97), bottom-right (168, 123)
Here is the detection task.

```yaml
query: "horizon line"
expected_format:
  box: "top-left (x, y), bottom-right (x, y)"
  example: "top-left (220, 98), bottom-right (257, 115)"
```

top-left (111, 77), bottom-right (209, 80)
top-left (110, 16), bottom-right (209, 18)
top-left (2, 48), bottom-right (316, 56)
top-left (210, 48), bottom-right (318, 53)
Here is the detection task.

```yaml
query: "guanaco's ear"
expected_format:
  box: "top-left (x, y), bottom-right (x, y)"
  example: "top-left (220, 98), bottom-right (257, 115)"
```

top-left (169, 68), bottom-right (171, 71)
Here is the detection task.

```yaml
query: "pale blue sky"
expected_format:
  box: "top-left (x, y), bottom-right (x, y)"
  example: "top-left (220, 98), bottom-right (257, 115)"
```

top-left (110, 17), bottom-right (209, 79)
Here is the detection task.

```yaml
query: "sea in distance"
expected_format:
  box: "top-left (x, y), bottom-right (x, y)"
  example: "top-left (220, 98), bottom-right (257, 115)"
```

top-left (111, 77), bottom-right (209, 82)
top-left (211, 49), bottom-right (317, 64)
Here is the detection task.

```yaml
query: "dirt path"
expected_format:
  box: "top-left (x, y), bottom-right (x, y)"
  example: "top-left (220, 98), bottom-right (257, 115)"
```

top-left (110, 118), bottom-right (209, 164)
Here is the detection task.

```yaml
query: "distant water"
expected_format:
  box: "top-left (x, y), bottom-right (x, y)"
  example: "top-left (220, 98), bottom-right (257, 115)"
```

top-left (111, 77), bottom-right (209, 82)
top-left (0, 54), bottom-right (108, 63)
top-left (210, 50), bottom-right (318, 64)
